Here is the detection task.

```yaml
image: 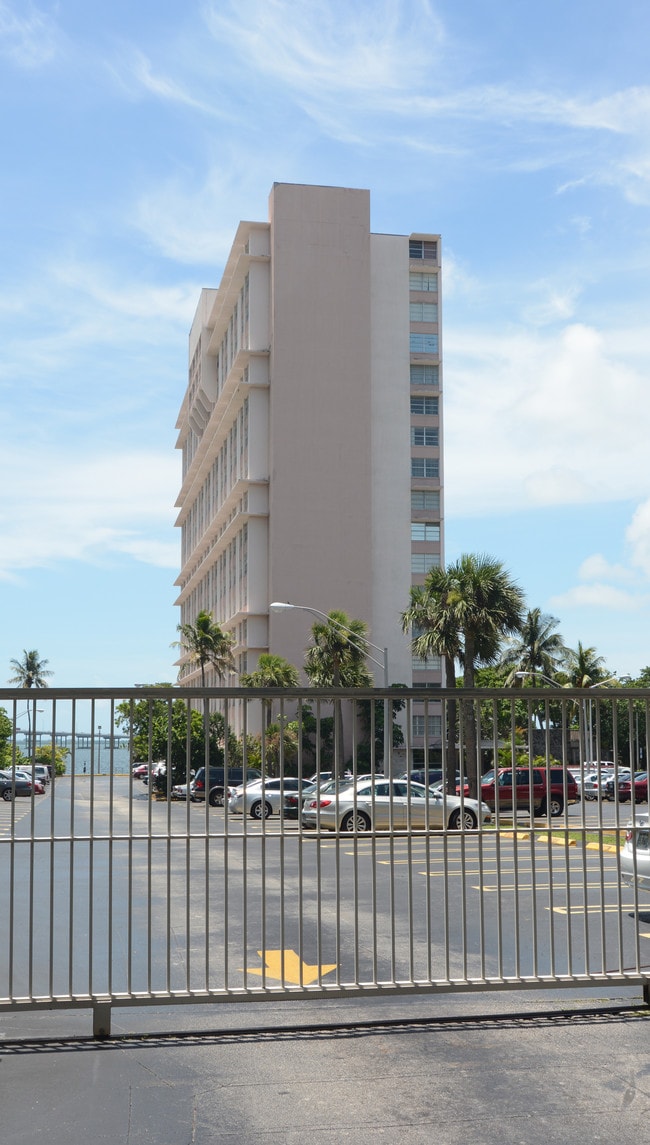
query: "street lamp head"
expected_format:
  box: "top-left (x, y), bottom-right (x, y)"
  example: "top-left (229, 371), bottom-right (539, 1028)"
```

top-left (271, 599), bottom-right (388, 683)
top-left (515, 671), bottom-right (561, 688)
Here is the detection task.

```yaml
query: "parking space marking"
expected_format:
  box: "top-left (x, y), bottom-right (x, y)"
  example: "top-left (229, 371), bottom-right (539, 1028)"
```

top-left (549, 903), bottom-right (636, 914)
top-left (476, 881), bottom-right (622, 891)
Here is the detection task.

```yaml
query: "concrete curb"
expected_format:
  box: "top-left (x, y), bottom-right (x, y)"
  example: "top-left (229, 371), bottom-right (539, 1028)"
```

top-left (501, 829), bottom-right (620, 853)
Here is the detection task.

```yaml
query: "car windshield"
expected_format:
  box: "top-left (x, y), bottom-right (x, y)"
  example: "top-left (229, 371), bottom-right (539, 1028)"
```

top-left (481, 770), bottom-right (495, 783)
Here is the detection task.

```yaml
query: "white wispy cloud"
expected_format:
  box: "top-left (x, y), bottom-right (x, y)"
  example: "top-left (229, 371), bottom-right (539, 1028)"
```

top-left (0, 259), bottom-right (198, 387)
top-left (131, 164), bottom-right (268, 265)
top-left (199, 0), bottom-right (650, 158)
top-left (548, 583), bottom-right (645, 611)
top-left (578, 554), bottom-right (636, 584)
top-left (0, 0), bottom-right (60, 68)
top-left (202, 0), bottom-right (444, 97)
top-left (445, 321), bottom-right (650, 516)
top-left (0, 450), bottom-right (180, 577)
top-left (108, 46), bottom-right (233, 120)
top-left (626, 501), bottom-right (650, 578)
top-left (398, 85), bottom-right (650, 135)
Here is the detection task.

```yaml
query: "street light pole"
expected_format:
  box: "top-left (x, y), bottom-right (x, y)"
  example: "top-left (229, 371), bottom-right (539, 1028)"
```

top-left (15, 704), bottom-right (44, 756)
top-left (270, 602), bottom-right (392, 778)
top-left (515, 672), bottom-right (618, 762)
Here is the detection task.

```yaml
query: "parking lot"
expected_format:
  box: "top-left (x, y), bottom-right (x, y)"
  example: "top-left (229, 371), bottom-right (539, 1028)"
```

top-left (1, 775), bottom-right (649, 1029)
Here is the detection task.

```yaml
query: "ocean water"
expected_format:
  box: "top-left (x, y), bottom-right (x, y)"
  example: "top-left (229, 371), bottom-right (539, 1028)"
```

top-left (63, 744), bottom-right (132, 776)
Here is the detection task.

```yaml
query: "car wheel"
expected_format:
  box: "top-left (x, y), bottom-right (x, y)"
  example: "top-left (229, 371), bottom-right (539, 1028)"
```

top-left (340, 810), bottom-right (371, 833)
top-left (250, 800), bottom-right (272, 820)
top-left (208, 788), bottom-right (224, 807)
top-left (449, 807), bottom-right (477, 830)
top-left (548, 796), bottom-right (564, 817)
top-left (2, 788), bottom-right (12, 801)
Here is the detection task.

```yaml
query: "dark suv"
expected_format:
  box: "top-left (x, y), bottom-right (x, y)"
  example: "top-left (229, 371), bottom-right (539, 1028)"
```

top-left (461, 767), bottom-right (579, 817)
top-left (191, 766), bottom-right (262, 806)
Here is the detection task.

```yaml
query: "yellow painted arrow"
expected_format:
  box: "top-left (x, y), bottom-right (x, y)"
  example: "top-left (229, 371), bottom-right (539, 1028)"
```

top-left (246, 949), bottom-right (337, 985)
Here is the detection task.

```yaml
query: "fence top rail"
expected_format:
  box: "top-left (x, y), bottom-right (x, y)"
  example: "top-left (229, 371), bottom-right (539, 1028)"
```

top-left (1, 685), bottom-right (649, 702)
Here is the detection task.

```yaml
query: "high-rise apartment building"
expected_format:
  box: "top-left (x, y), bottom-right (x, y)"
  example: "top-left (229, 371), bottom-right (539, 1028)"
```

top-left (174, 183), bottom-right (443, 754)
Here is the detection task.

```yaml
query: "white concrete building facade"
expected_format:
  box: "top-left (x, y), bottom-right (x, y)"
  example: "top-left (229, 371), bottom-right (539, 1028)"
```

top-left (174, 183), bottom-right (443, 752)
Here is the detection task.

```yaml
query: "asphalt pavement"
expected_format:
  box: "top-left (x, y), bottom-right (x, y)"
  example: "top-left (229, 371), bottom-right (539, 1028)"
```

top-left (3, 984), bottom-right (650, 1144)
top-left (4, 785), bottom-right (650, 1142)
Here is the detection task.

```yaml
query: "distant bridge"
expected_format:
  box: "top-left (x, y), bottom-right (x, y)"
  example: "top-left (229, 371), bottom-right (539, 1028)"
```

top-left (18, 732), bottom-right (131, 749)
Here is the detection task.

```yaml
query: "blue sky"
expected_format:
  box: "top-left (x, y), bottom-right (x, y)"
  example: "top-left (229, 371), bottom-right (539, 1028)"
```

top-left (2, 0), bottom-right (650, 686)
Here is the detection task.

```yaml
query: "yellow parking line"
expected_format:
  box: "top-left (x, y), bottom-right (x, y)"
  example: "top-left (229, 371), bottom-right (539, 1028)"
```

top-left (549, 904), bottom-right (636, 915)
top-left (475, 881), bottom-right (622, 891)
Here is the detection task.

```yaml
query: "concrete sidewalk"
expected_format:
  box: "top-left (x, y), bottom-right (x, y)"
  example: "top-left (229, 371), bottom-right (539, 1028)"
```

top-left (2, 986), bottom-right (650, 1144)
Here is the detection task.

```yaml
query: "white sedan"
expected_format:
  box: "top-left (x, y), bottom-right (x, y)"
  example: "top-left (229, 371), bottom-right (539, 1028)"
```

top-left (301, 778), bottom-right (490, 832)
top-left (228, 777), bottom-right (305, 820)
top-left (620, 815), bottom-right (650, 893)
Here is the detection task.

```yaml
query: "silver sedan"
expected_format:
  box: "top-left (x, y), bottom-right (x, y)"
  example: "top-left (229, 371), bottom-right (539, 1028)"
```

top-left (228, 777), bottom-right (305, 819)
top-left (620, 814), bottom-right (650, 892)
top-left (301, 778), bottom-right (490, 832)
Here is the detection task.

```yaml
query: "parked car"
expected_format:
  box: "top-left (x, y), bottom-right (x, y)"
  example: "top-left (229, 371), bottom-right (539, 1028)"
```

top-left (0, 769), bottom-right (32, 801)
top-left (302, 777), bottom-right (490, 832)
top-left (12, 768), bottom-right (45, 793)
top-left (283, 781), bottom-right (317, 819)
top-left (404, 769), bottom-right (464, 789)
top-left (575, 771), bottom-right (607, 800)
top-left (460, 767), bottom-right (579, 817)
top-left (191, 766), bottom-right (262, 806)
top-left (140, 761), bottom-right (167, 786)
top-left (605, 771), bottom-right (647, 802)
top-left (15, 763), bottom-right (50, 786)
top-left (634, 772), bottom-right (648, 802)
top-left (621, 815), bottom-right (650, 893)
top-left (228, 776), bottom-right (306, 819)
top-left (132, 763), bottom-right (151, 781)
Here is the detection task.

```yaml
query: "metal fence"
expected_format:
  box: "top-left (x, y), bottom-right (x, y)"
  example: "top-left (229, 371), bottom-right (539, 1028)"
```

top-left (1, 685), bottom-right (650, 1037)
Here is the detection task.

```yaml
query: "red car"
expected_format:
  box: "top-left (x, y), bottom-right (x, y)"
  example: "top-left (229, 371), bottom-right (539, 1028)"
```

top-left (459, 767), bottom-right (578, 818)
top-left (620, 772), bottom-right (648, 802)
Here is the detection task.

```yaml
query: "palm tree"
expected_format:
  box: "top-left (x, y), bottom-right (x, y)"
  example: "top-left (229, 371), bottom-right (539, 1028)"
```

top-left (175, 611), bottom-right (236, 686)
top-left (403, 574), bottom-right (463, 792)
top-left (241, 653), bottom-right (300, 730)
top-left (304, 611), bottom-right (373, 689)
top-left (304, 610), bottom-right (373, 777)
top-left (562, 641), bottom-right (608, 689)
top-left (562, 642), bottom-right (611, 763)
top-left (402, 555), bottom-right (525, 797)
top-left (500, 608), bottom-right (566, 686)
top-left (240, 653), bottom-right (299, 689)
top-left (8, 650), bottom-right (52, 689)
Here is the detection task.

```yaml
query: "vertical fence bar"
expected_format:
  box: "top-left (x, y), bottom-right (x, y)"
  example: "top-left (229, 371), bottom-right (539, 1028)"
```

top-left (3, 684), bottom-right (650, 1024)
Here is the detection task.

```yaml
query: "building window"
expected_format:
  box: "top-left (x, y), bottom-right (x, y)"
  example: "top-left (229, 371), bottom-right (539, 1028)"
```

top-left (411, 426), bottom-right (438, 447)
top-left (410, 365), bottom-right (439, 387)
top-left (409, 240), bottom-right (438, 261)
top-left (411, 458), bottom-right (439, 479)
top-left (411, 490), bottom-right (440, 511)
top-left (411, 522), bottom-right (440, 541)
top-left (410, 396), bottom-right (438, 415)
top-left (409, 302), bottom-right (438, 323)
top-left (410, 272), bottom-right (438, 292)
top-left (412, 715), bottom-right (442, 738)
top-left (412, 654), bottom-right (442, 670)
top-left (411, 553), bottom-right (441, 573)
top-left (410, 333), bottom-right (438, 354)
